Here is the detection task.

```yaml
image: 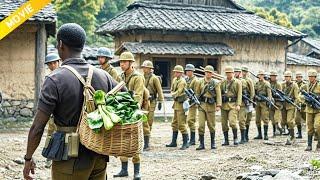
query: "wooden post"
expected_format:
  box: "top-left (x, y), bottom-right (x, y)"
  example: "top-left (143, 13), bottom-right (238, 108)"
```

top-left (34, 24), bottom-right (46, 110)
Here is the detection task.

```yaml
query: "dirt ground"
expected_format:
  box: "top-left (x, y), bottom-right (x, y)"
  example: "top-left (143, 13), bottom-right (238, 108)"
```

top-left (0, 121), bottom-right (320, 180)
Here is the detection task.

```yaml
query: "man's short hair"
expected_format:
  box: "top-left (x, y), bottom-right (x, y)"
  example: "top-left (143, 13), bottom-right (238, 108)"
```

top-left (57, 23), bottom-right (86, 52)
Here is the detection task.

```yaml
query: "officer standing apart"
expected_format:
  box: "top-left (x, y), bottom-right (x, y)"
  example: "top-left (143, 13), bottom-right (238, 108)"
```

top-left (43, 53), bottom-right (60, 168)
top-left (166, 65), bottom-right (189, 150)
top-left (185, 64), bottom-right (199, 146)
top-left (24, 23), bottom-right (116, 180)
top-left (141, 60), bottom-right (164, 150)
top-left (241, 66), bottom-right (255, 142)
top-left (97, 47), bottom-right (121, 82)
top-left (220, 66), bottom-right (242, 146)
top-left (254, 70), bottom-right (272, 140)
top-left (196, 65), bottom-right (221, 150)
top-left (281, 71), bottom-right (299, 145)
top-left (114, 51), bottom-right (144, 179)
top-left (269, 71), bottom-right (283, 137)
top-left (295, 72), bottom-right (307, 139)
top-left (234, 68), bottom-right (249, 144)
top-left (300, 69), bottom-right (320, 151)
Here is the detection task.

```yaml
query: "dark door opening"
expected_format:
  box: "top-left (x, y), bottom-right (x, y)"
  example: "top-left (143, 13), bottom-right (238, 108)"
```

top-left (207, 58), bottom-right (219, 73)
top-left (154, 59), bottom-right (172, 88)
top-left (185, 58), bottom-right (204, 69)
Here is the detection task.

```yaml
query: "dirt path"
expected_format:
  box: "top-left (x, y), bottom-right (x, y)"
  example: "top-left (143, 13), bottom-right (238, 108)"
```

top-left (0, 121), bottom-right (319, 179)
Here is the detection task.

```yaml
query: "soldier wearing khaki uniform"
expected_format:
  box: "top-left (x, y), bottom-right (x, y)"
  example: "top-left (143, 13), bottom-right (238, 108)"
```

top-left (241, 66), bottom-right (255, 142)
top-left (254, 70), bottom-right (272, 140)
top-left (281, 71), bottom-right (299, 145)
top-left (220, 66), bottom-right (242, 146)
top-left (234, 68), bottom-right (249, 144)
top-left (185, 64), bottom-right (199, 145)
top-left (97, 47), bottom-right (121, 82)
top-left (269, 71), bottom-right (283, 137)
top-left (195, 65), bottom-right (222, 150)
top-left (166, 65), bottom-right (189, 150)
top-left (114, 52), bottom-right (144, 179)
top-left (295, 72), bottom-right (307, 139)
top-left (299, 69), bottom-right (320, 151)
top-left (141, 60), bottom-right (164, 150)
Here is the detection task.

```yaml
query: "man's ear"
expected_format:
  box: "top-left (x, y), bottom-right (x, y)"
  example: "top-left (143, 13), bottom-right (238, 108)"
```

top-left (59, 40), bottom-right (63, 50)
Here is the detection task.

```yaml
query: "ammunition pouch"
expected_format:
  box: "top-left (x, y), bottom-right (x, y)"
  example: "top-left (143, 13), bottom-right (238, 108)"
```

top-left (199, 97), bottom-right (215, 104)
top-left (222, 96), bottom-right (237, 103)
top-left (42, 126), bottom-right (79, 161)
top-left (175, 95), bottom-right (187, 103)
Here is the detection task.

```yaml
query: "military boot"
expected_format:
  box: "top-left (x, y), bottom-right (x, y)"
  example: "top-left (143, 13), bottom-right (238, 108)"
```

top-left (222, 131), bottom-right (229, 146)
top-left (254, 126), bottom-right (263, 140)
top-left (277, 124), bottom-right (282, 135)
top-left (210, 132), bottom-right (216, 149)
top-left (272, 124), bottom-right (276, 137)
top-left (189, 131), bottom-right (196, 146)
top-left (180, 134), bottom-right (189, 150)
top-left (133, 163), bottom-right (141, 180)
top-left (233, 129), bottom-right (239, 146)
top-left (285, 129), bottom-right (295, 145)
top-left (143, 136), bottom-right (150, 151)
top-left (245, 125), bottom-right (250, 142)
top-left (114, 162), bottom-right (129, 177)
top-left (263, 125), bottom-right (269, 140)
top-left (239, 130), bottom-right (245, 144)
top-left (166, 131), bottom-right (178, 147)
top-left (296, 125), bottom-right (302, 139)
top-left (305, 135), bottom-right (313, 151)
top-left (196, 134), bottom-right (205, 150)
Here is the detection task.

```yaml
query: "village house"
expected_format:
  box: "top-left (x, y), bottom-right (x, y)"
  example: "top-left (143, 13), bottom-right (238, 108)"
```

top-left (96, 0), bottom-right (305, 88)
top-left (0, 1), bottom-right (56, 119)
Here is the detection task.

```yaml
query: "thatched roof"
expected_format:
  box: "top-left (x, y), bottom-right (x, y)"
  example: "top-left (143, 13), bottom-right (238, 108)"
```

top-left (0, 0), bottom-right (56, 35)
top-left (97, 1), bottom-right (305, 40)
top-left (287, 53), bottom-right (320, 67)
top-left (115, 41), bottom-right (234, 56)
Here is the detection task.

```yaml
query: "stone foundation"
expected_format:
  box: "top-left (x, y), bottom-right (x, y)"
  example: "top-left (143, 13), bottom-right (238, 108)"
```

top-left (1, 99), bottom-right (35, 119)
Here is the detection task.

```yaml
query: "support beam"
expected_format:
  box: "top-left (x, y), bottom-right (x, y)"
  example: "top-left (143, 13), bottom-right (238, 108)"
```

top-left (34, 24), bottom-right (46, 111)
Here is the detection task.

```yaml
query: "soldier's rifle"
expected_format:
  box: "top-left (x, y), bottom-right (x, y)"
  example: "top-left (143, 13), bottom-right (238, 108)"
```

top-left (195, 67), bottom-right (224, 81)
top-left (273, 88), bottom-right (301, 111)
top-left (242, 94), bottom-right (257, 106)
top-left (184, 88), bottom-right (205, 111)
top-left (300, 89), bottom-right (320, 110)
top-left (255, 94), bottom-right (279, 109)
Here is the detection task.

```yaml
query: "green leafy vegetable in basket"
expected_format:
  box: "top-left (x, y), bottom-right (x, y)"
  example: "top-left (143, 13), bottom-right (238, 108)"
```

top-left (94, 90), bottom-right (115, 130)
top-left (87, 110), bottom-right (103, 133)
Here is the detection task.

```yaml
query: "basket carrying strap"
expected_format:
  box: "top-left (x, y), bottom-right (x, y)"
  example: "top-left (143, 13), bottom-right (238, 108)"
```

top-left (62, 65), bottom-right (95, 132)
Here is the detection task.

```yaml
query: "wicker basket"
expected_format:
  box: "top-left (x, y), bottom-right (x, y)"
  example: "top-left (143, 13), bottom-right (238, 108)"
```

top-left (79, 113), bottom-right (144, 157)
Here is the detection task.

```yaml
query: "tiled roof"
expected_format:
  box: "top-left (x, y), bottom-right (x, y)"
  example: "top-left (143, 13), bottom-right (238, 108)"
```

top-left (302, 38), bottom-right (320, 51)
top-left (287, 52), bottom-right (320, 66)
top-left (115, 41), bottom-right (234, 56)
top-left (97, 1), bottom-right (305, 40)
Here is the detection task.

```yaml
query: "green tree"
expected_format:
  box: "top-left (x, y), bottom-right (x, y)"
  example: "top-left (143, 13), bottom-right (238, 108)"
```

top-left (252, 7), bottom-right (292, 28)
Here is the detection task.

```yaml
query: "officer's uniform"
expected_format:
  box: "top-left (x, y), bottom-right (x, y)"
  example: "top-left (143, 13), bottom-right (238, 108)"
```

top-left (241, 66), bottom-right (255, 142)
top-left (196, 65), bottom-right (222, 150)
top-left (97, 47), bottom-right (121, 82)
top-left (185, 64), bottom-right (199, 145)
top-left (281, 71), bottom-right (299, 145)
top-left (254, 70), bottom-right (272, 140)
top-left (234, 68), bottom-right (249, 143)
top-left (115, 52), bottom-right (143, 179)
top-left (269, 71), bottom-right (283, 136)
top-left (220, 66), bottom-right (242, 146)
top-left (166, 65), bottom-right (189, 150)
top-left (295, 72), bottom-right (307, 139)
top-left (300, 69), bottom-right (320, 151)
top-left (39, 58), bottom-right (115, 179)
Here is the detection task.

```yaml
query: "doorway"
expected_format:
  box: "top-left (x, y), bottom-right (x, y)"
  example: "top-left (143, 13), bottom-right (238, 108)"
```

top-left (154, 58), bottom-right (175, 88)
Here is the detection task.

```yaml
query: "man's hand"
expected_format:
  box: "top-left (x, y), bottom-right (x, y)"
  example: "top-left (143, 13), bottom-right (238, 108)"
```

top-left (23, 159), bottom-right (36, 180)
top-left (236, 105), bottom-right (240, 111)
top-left (158, 102), bottom-right (162, 110)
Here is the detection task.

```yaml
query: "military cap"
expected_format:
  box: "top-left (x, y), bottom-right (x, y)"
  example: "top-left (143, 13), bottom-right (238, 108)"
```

top-left (284, 71), bottom-right (292, 77)
top-left (173, 65), bottom-right (184, 73)
top-left (295, 72), bottom-right (303, 77)
top-left (308, 69), bottom-right (318, 77)
top-left (225, 66), bottom-right (234, 73)
top-left (241, 66), bottom-right (249, 72)
top-left (141, 60), bottom-right (154, 69)
top-left (270, 71), bottom-right (278, 76)
top-left (234, 67), bottom-right (241, 72)
top-left (45, 53), bottom-right (60, 64)
top-left (119, 51), bottom-right (135, 62)
top-left (204, 65), bottom-right (214, 73)
top-left (257, 70), bottom-right (265, 75)
top-left (97, 47), bottom-right (113, 58)
top-left (185, 64), bottom-right (195, 71)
